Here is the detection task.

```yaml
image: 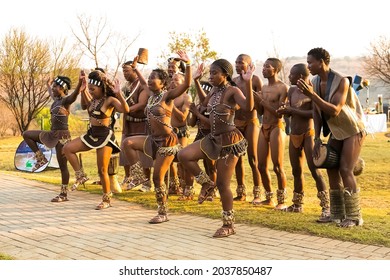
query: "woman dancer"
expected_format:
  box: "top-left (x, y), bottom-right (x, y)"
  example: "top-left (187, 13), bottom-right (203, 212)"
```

top-left (63, 70), bottom-right (129, 209)
top-left (122, 50), bottom-right (191, 223)
top-left (178, 60), bottom-right (254, 238)
top-left (23, 73), bottom-right (84, 202)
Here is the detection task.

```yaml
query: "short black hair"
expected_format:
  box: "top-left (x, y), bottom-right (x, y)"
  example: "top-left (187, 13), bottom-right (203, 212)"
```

top-left (122, 61), bottom-right (133, 67)
top-left (308, 48), bottom-right (330, 65)
top-left (95, 67), bottom-right (106, 73)
top-left (168, 57), bottom-right (186, 74)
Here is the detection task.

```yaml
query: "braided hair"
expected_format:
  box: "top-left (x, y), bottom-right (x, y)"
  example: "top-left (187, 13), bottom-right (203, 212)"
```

top-left (211, 59), bottom-right (237, 86)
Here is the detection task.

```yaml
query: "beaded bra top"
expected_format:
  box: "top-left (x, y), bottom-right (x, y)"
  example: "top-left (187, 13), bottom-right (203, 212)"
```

top-left (89, 98), bottom-right (110, 120)
top-left (206, 85), bottom-right (235, 136)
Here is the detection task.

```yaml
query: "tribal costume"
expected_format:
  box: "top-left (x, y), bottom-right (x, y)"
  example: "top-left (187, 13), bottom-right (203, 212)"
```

top-left (39, 98), bottom-right (71, 148)
top-left (81, 97), bottom-right (120, 153)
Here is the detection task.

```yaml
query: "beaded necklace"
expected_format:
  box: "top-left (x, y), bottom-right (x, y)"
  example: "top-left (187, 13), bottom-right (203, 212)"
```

top-left (146, 91), bottom-right (173, 131)
top-left (146, 91), bottom-right (164, 109)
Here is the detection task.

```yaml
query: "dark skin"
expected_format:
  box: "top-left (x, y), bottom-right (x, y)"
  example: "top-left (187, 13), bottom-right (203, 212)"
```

top-left (297, 55), bottom-right (364, 193)
top-left (253, 59), bottom-right (288, 209)
top-left (121, 64), bottom-right (150, 179)
top-left (178, 63), bottom-right (254, 212)
top-left (277, 64), bottom-right (326, 196)
top-left (233, 54), bottom-right (262, 201)
top-left (169, 73), bottom-right (193, 188)
top-left (188, 99), bottom-right (216, 185)
top-left (63, 75), bottom-right (129, 195)
top-left (22, 73), bottom-right (84, 184)
top-left (122, 51), bottom-right (191, 208)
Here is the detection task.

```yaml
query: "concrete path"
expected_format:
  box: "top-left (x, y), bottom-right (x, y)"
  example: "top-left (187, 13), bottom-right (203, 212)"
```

top-left (1, 172), bottom-right (390, 260)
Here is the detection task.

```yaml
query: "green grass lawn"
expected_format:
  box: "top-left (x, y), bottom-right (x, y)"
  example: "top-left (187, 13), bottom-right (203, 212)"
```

top-left (1, 127), bottom-right (390, 254)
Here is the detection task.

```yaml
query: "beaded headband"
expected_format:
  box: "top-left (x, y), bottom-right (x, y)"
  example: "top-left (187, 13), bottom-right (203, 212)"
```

top-left (89, 79), bottom-right (102, 87)
top-left (54, 77), bottom-right (68, 89)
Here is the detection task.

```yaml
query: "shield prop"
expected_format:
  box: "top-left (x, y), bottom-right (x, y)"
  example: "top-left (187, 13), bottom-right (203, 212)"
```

top-left (14, 140), bottom-right (59, 172)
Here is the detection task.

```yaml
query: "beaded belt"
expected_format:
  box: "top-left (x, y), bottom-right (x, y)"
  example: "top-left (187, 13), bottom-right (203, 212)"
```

top-left (125, 115), bottom-right (147, 122)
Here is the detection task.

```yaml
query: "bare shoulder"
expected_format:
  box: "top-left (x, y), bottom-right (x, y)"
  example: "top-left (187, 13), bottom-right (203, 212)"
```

top-left (229, 85), bottom-right (242, 94)
top-left (183, 93), bottom-right (192, 102)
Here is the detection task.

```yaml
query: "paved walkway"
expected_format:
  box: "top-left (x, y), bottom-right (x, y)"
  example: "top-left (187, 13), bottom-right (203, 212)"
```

top-left (1, 172), bottom-right (389, 260)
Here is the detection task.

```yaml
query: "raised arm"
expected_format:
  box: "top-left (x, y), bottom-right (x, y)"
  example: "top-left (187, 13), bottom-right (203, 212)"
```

top-left (81, 75), bottom-right (93, 110)
top-left (46, 77), bottom-right (54, 99)
top-left (64, 70), bottom-right (86, 106)
top-left (110, 79), bottom-right (130, 113)
top-left (166, 50), bottom-right (191, 101)
top-left (193, 63), bottom-right (207, 103)
top-left (131, 56), bottom-right (152, 95)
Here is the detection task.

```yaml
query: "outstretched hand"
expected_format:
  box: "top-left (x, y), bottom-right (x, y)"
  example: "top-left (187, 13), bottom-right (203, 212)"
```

top-left (242, 64), bottom-right (255, 81)
top-left (79, 70), bottom-right (87, 92)
top-left (177, 50), bottom-right (190, 64)
top-left (46, 76), bottom-right (53, 87)
top-left (113, 78), bottom-right (121, 97)
top-left (194, 63), bottom-right (205, 80)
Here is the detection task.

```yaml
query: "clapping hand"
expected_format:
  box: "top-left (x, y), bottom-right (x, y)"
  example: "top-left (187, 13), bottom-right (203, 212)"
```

top-left (297, 79), bottom-right (314, 96)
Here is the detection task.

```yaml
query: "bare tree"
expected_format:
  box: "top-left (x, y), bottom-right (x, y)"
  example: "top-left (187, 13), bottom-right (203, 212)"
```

top-left (0, 28), bottom-right (80, 133)
top-left (0, 28), bottom-right (51, 133)
top-left (267, 32), bottom-right (290, 82)
top-left (50, 38), bottom-right (82, 82)
top-left (71, 14), bottom-right (111, 69)
top-left (71, 14), bottom-right (140, 77)
top-left (110, 31), bottom-right (140, 78)
top-left (0, 100), bottom-right (18, 136)
top-left (364, 36), bottom-right (390, 85)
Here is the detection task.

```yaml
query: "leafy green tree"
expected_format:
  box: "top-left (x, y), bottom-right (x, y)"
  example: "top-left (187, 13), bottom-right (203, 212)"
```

top-left (35, 107), bottom-right (51, 131)
top-left (162, 28), bottom-right (218, 66)
top-left (161, 29), bottom-right (218, 101)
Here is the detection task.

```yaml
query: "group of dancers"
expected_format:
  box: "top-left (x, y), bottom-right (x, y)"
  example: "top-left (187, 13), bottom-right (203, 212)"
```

top-left (22, 47), bottom-right (366, 237)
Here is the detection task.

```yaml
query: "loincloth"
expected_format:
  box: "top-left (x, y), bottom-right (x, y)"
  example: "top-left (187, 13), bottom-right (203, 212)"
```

top-left (290, 129), bottom-right (315, 149)
top-left (123, 116), bottom-right (147, 136)
top-left (143, 131), bottom-right (182, 160)
top-left (260, 121), bottom-right (285, 142)
top-left (200, 129), bottom-right (248, 161)
top-left (235, 118), bottom-right (260, 133)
